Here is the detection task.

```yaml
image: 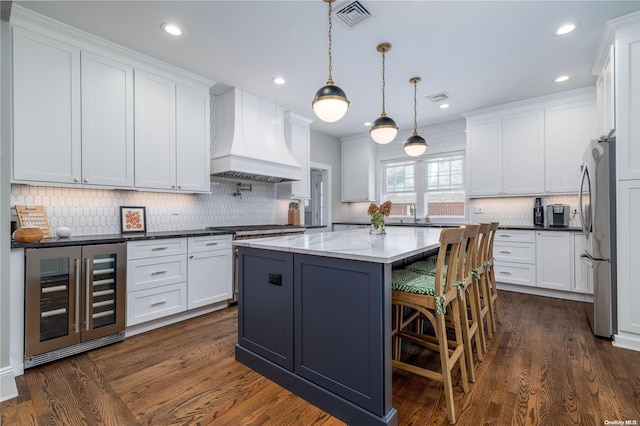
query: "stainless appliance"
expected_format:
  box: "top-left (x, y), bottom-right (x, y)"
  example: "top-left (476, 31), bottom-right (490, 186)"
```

top-left (206, 225), bottom-right (306, 304)
top-left (533, 197), bottom-right (544, 226)
top-left (547, 204), bottom-right (570, 227)
top-left (24, 243), bottom-right (126, 367)
top-left (578, 131), bottom-right (616, 339)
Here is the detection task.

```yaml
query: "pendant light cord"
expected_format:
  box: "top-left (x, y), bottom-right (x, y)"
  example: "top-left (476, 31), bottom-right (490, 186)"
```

top-left (326, 0), bottom-right (334, 85)
top-left (412, 79), bottom-right (418, 135)
top-left (381, 49), bottom-right (386, 116)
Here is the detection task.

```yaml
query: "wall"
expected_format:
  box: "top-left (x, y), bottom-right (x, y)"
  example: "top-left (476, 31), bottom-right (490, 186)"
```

top-left (1, 6), bottom-right (19, 402)
top-left (342, 119), bottom-right (467, 222)
top-left (469, 195), bottom-right (580, 227)
top-left (10, 178), bottom-right (292, 236)
top-left (309, 129), bottom-right (347, 223)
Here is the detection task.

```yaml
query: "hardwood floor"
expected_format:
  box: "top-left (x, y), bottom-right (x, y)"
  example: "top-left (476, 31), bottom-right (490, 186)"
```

top-left (2, 291), bottom-right (639, 425)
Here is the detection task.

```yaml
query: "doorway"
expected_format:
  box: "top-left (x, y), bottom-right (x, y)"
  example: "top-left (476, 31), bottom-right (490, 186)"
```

top-left (307, 163), bottom-right (331, 227)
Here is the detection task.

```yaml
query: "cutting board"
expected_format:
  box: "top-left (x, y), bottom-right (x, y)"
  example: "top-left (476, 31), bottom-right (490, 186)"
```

top-left (15, 205), bottom-right (52, 238)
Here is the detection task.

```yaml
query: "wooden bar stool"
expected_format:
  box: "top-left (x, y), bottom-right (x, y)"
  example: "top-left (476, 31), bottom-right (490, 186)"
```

top-left (391, 227), bottom-right (469, 424)
top-left (456, 224), bottom-right (485, 371)
top-left (475, 223), bottom-right (493, 342)
top-left (485, 221), bottom-right (500, 335)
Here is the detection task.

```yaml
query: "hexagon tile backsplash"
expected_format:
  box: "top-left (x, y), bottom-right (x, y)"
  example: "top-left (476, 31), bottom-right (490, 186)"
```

top-left (10, 177), bottom-right (291, 236)
top-left (469, 195), bottom-right (581, 227)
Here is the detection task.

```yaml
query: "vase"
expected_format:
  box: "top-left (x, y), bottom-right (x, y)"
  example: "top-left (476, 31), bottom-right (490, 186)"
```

top-left (370, 215), bottom-right (386, 235)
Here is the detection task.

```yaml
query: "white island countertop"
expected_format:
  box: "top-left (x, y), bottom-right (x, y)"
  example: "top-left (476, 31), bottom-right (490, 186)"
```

top-left (233, 227), bottom-right (443, 263)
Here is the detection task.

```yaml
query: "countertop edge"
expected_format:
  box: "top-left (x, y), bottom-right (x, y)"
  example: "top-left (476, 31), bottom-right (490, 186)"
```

top-left (11, 229), bottom-right (234, 249)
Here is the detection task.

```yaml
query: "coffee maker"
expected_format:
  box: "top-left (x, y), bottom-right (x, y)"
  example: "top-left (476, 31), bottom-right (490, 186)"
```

top-left (533, 197), bottom-right (544, 226)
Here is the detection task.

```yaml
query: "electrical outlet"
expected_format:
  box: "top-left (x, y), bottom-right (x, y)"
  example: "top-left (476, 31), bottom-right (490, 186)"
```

top-left (474, 207), bottom-right (483, 214)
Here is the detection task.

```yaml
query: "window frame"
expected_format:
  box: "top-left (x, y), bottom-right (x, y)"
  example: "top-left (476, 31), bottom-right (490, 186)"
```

top-left (379, 150), bottom-right (467, 223)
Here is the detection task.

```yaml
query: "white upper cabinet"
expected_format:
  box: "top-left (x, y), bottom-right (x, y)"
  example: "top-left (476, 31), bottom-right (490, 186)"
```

top-left (135, 71), bottom-right (211, 193)
top-left (466, 110), bottom-right (543, 196)
top-left (616, 28), bottom-right (640, 181)
top-left (467, 117), bottom-right (502, 196)
top-left (11, 9), bottom-right (213, 192)
top-left (278, 113), bottom-right (313, 199)
top-left (341, 136), bottom-right (376, 202)
top-left (81, 52), bottom-right (134, 187)
top-left (176, 85), bottom-right (211, 193)
top-left (134, 70), bottom-right (177, 190)
top-left (544, 99), bottom-right (596, 194)
top-left (12, 27), bottom-right (81, 184)
top-left (502, 109), bottom-right (545, 195)
top-left (596, 44), bottom-right (615, 138)
top-left (465, 88), bottom-right (595, 197)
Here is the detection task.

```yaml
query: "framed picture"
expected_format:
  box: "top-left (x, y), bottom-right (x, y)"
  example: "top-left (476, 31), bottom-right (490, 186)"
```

top-left (120, 206), bottom-right (147, 233)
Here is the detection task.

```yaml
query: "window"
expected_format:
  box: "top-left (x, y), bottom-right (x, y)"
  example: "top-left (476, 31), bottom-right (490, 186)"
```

top-left (383, 161), bottom-right (416, 216)
top-left (381, 153), bottom-right (466, 220)
top-left (426, 156), bottom-right (465, 217)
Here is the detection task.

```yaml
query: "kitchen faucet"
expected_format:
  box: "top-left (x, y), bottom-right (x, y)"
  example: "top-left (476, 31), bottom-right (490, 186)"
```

top-left (410, 203), bottom-right (417, 224)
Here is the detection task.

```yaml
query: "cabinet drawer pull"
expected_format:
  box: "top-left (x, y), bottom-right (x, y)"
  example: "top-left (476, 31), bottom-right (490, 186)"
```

top-left (150, 300), bottom-right (167, 307)
top-left (150, 270), bottom-right (168, 275)
top-left (499, 271), bottom-right (512, 275)
top-left (205, 242), bottom-right (219, 246)
top-left (498, 234), bottom-right (511, 238)
top-left (499, 250), bottom-right (512, 254)
top-left (151, 246), bottom-right (169, 251)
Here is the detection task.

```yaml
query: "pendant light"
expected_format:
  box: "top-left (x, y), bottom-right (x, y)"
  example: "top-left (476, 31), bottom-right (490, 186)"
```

top-left (370, 43), bottom-right (398, 144)
top-left (312, 0), bottom-right (349, 123)
top-left (403, 77), bottom-right (428, 157)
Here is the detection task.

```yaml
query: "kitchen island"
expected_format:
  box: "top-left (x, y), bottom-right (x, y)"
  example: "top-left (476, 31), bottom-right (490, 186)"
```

top-left (234, 227), bottom-right (442, 426)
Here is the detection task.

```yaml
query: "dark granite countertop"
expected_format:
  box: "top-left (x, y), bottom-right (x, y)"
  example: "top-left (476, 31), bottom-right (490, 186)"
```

top-left (11, 229), bottom-right (233, 249)
top-left (332, 222), bottom-right (582, 232)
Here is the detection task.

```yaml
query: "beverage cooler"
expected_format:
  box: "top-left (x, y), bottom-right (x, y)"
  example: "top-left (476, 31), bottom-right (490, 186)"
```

top-left (24, 243), bottom-right (126, 367)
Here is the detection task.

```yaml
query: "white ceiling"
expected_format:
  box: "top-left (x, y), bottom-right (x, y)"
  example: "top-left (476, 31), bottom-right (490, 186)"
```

top-left (13, 1), bottom-right (640, 139)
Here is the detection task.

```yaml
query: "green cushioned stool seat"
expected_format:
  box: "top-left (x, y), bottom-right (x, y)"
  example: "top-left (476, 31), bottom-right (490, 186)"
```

top-left (391, 269), bottom-right (437, 296)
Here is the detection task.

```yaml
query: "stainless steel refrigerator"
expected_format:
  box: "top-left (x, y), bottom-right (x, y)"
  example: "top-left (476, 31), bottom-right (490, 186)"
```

top-left (578, 132), bottom-right (617, 339)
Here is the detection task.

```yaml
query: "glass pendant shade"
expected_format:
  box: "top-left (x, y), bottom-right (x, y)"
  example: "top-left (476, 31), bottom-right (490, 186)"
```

top-left (370, 115), bottom-right (398, 144)
top-left (403, 133), bottom-right (428, 157)
top-left (312, 84), bottom-right (350, 123)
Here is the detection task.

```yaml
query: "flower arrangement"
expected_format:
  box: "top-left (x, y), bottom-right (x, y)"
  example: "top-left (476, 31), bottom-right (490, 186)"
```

top-left (368, 201), bottom-right (392, 234)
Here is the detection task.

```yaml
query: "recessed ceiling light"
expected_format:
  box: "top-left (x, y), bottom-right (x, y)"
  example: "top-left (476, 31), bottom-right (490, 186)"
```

top-left (555, 75), bottom-right (570, 82)
top-left (161, 23), bottom-right (182, 36)
top-left (364, 121), bottom-right (372, 126)
top-left (556, 23), bottom-right (577, 36)
top-left (273, 77), bottom-right (286, 85)
top-left (439, 103), bottom-right (450, 109)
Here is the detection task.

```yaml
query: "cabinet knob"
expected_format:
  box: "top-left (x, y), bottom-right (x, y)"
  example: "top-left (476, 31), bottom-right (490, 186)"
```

top-left (178, 185), bottom-right (182, 189)
top-left (74, 178), bottom-right (80, 183)
top-left (84, 178), bottom-right (89, 183)
top-left (189, 255), bottom-right (194, 259)
top-left (171, 185), bottom-right (176, 189)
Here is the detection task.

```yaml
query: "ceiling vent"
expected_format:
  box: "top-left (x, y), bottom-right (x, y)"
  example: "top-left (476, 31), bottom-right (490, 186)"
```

top-left (426, 92), bottom-right (450, 103)
top-left (335, 1), bottom-right (372, 30)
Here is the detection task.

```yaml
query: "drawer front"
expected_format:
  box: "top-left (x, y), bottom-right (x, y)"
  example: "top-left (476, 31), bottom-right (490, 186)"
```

top-left (127, 254), bottom-right (187, 291)
top-left (126, 282), bottom-right (187, 326)
top-left (494, 261), bottom-right (536, 286)
top-left (494, 230), bottom-right (535, 243)
top-left (188, 235), bottom-right (232, 253)
top-left (127, 238), bottom-right (187, 260)
top-left (493, 242), bottom-right (535, 264)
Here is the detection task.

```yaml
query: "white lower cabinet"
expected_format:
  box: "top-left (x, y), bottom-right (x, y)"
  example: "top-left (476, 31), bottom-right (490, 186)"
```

top-left (493, 229), bottom-right (590, 299)
top-left (493, 230), bottom-right (536, 286)
top-left (536, 231), bottom-right (571, 291)
top-left (126, 239), bottom-right (188, 326)
top-left (187, 235), bottom-right (232, 309)
top-left (126, 236), bottom-right (233, 327)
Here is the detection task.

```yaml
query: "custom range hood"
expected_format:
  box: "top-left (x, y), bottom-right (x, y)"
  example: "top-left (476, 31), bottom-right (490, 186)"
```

top-left (211, 88), bottom-right (301, 183)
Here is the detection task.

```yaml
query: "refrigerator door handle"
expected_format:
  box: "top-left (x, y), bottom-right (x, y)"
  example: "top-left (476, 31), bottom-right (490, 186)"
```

top-left (578, 164), bottom-right (590, 237)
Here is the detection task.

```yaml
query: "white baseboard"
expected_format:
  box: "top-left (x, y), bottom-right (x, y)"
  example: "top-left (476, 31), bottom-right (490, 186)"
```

top-left (0, 364), bottom-right (18, 402)
top-left (497, 283), bottom-right (594, 303)
top-left (125, 302), bottom-right (229, 338)
top-left (613, 332), bottom-right (640, 352)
